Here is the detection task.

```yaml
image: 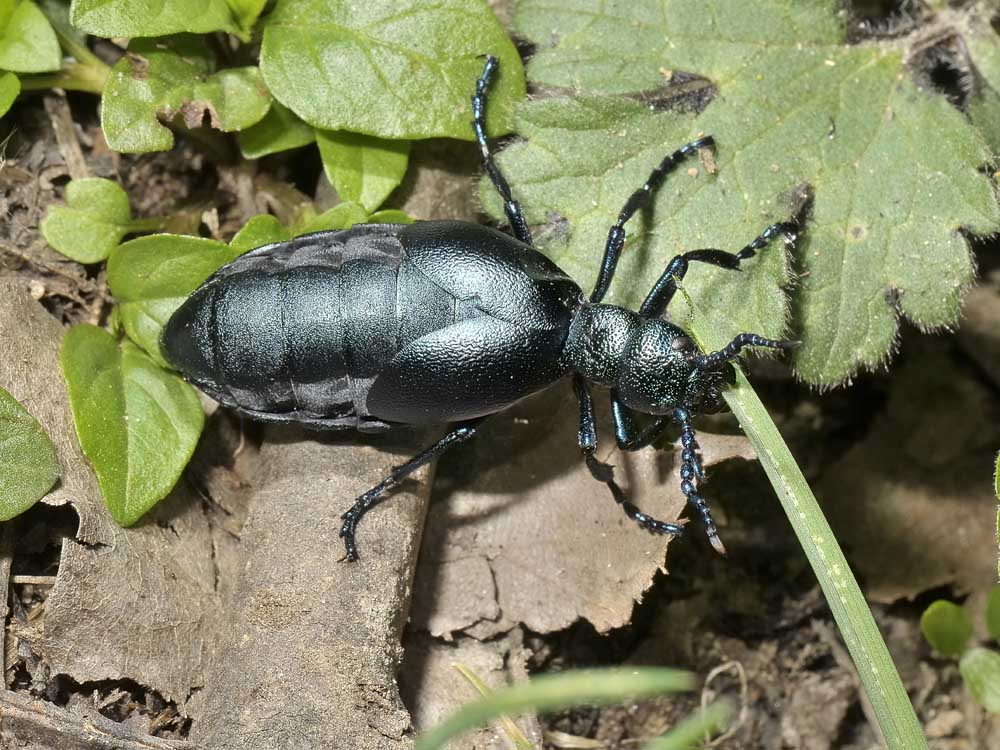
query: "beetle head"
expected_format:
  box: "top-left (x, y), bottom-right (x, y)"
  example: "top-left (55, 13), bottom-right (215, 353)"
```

top-left (616, 319), bottom-right (734, 415)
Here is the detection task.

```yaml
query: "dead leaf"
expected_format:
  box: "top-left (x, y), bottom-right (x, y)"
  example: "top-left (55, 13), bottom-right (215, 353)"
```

top-left (0, 282), bottom-right (230, 705)
top-left (413, 380), bottom-right (758, 637)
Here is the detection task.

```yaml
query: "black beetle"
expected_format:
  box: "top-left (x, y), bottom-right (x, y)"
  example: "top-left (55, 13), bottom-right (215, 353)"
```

top-left (162, 56), bottom-right (796, 560)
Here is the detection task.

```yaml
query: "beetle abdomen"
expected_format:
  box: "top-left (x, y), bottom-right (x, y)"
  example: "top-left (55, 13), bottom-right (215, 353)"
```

top-left (162, 225), bottom-right (459, 431)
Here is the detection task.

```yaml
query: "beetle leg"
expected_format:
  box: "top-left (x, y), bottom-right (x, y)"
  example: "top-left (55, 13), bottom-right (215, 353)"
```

top-left (573, 376), bottom-right (685, 536)
top-left (691, 333), bottom-right (799, 371)
top-left (638, 222), bottom-right (797, 319)
top-left (473, 55), bottom-right (533, 246)
top-left (339, 418), bottom-right (485, 561)
top-left (672, 407), bottom-right (726, 555)
top-left (590, 136), bottom-right (716, 304)
top-left (610, 394), bottom-right (673, 451)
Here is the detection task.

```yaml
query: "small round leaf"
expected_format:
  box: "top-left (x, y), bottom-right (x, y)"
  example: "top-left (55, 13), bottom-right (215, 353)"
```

top-left (41, 178), bottom-right (132, 263)
top-left (0, 0), bottom-right (60, 73)
top-left (107, 234), bottom-right (241, 362)
top-left (986, 586), bottom-right (1000, 642)
top-left (70, 0), bottom-right (243, 38)
top-left (238, 101), bottom-right (316, 159)
top-left (230, 214), bottom-right (292, 253)
top-left (960, 648), bottom-right (1000, 713)
top-left (0, 386), bottom-right (60, 520)
top-left (101, 36), bottom-right (271, 153)
top-left (259, 0), bottom-right (525, 140)
top-left (61, 325), bottom-right (204, 526)
top-left (920, 600), bottom-right (973, 657)
top-left (0, 71), bottom-right (20, 117)
top-left (316, 130), bottom-right (410, 212)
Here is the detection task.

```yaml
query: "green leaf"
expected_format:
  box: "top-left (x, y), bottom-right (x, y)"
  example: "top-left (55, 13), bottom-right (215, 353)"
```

top-left (237, 100), bottom-right (315, 159)
top-left (0, 71), bottom-right (18, 116)
top-left (225, 0), bottom-right (267, 34)
top-left (70, 0), bottom-right (244, 38)
top-left (292, 200), bottom-right (369, 236)
top-left (416, 668), bottom-right (695, 750)
top-left (107, 234), bottom-right (242, 363)
top-left (644, 702), bottom-right (731, 749)
top-left (920, 600), bottom-right (973, 657)
top-left (60, 325), bottom-right (203, 526)
top-left (0, 0), bottom-right (60, 73)
top-left (41, 178), bottom-right (132, 263)
top-left (101, 36), bottom-right (271, 154)
top-left (0, 386), bottom-right (60, 520)
top-left (966, 28), bottom-right (1000, 154)
top-left (259, 0), bottom-right (525, 139)
top-left (367, 208), bottom-right (413, 224)
top-left (960, 648), bottom-right (1000, 713)
top-left (987, 586), bottom-right (1000, 642)
top-left (496, 0), bottom-right (1000, 386)
top-left (229, 214), bottom-right (291, 253)
top-left (316, 130), bottom-right (410, 212)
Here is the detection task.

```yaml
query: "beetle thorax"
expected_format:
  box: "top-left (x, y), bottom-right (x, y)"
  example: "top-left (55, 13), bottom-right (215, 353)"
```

top-left (561, 304), bottom-right (642, 386)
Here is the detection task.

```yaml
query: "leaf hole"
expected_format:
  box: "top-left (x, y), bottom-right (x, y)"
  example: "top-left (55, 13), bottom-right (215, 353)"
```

top-left (909, 36), bottom-right (975, 111)
top-left (842, 0), bottom-right (923, 42)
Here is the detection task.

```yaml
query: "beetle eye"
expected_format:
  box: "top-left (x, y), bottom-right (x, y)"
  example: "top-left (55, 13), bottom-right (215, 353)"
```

top-left (671, 335), bottom-right (694, 352)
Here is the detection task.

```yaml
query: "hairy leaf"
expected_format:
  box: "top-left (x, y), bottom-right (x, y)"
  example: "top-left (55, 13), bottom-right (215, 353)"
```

top-left (0, 386), bottom-right (59, 520)
top-left (0, 0), bottom-right (60, 73)
top-left (920, 600), bottom-right (972, 657)
top-left (108, 234), bottom-right (242, 364)
top-left (968, 25), bottom-right (1000, 154)
top-left (238, 100), bottom-right (315, 159)
top-left (259, 0), bottom-right (525, 139)
top-left (490, 0), bottom-right (1000, 385)
top-left (0, 71), bottom-right (18, 116)
top-left (101, 36), bottom-right (271, 153)
top-left (317, 130), bottom-right (410, 212)
top-left (41, 178), bottom-right (132, 263)
top-left (70, 0), bottom-right (245, 38)
top-left (60, 325), bottom-right (203, 526)
top-left (960, 648), bottom-right (1000, 713)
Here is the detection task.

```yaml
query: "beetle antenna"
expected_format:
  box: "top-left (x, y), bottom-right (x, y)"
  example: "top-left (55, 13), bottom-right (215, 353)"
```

top-left (691, 334), bottom-right (798, 370)
top-left (673, 407), bottom-right (726, 554)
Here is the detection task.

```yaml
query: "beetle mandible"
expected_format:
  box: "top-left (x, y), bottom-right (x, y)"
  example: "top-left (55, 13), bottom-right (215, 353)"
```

top-left (161, 56), bottom-right (797, 561)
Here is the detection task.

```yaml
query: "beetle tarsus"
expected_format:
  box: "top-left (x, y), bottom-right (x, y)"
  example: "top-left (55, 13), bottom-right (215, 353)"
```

top-left (673, 407), bottom-right (728, 553)
top-left (639, 220), bottom-right (798, 319)
top-left (583, 450), bottom-right (686, 537)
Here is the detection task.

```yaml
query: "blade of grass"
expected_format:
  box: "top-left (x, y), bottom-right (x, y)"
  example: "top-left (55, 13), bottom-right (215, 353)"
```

top-left (416, 667), bottom-right (695, 750)
top-left (452, 663), bottom-right (533, 750)
top-left (721, 370), bottom-right (927, 749)
top-left (642, 701), bottom-right (731, 750)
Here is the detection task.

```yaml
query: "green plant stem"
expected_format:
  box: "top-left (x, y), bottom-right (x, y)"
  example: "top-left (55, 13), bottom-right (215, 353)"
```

top-left (19, 61), bottom-right (106, 94)
top-left (723, 371), bottom-right (927, 749)
top-left (127, 217), bottom-right (168, 233)
top-left (415, 668), bottom-right (695, 750)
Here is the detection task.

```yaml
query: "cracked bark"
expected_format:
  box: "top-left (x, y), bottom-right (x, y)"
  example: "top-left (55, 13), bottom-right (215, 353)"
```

top-left (189, 428), bottom-right (434, 750)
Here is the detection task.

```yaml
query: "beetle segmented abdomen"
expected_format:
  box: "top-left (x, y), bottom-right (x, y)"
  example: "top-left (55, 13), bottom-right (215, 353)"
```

top-left (211, 270), bottom-right (294, 410)
top-left (162, 224), bottom-right (475, 429)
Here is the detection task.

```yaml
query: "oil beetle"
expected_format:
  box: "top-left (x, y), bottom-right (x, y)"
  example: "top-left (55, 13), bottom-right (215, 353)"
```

top-left (162, 56), bottom-right (797, 561)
